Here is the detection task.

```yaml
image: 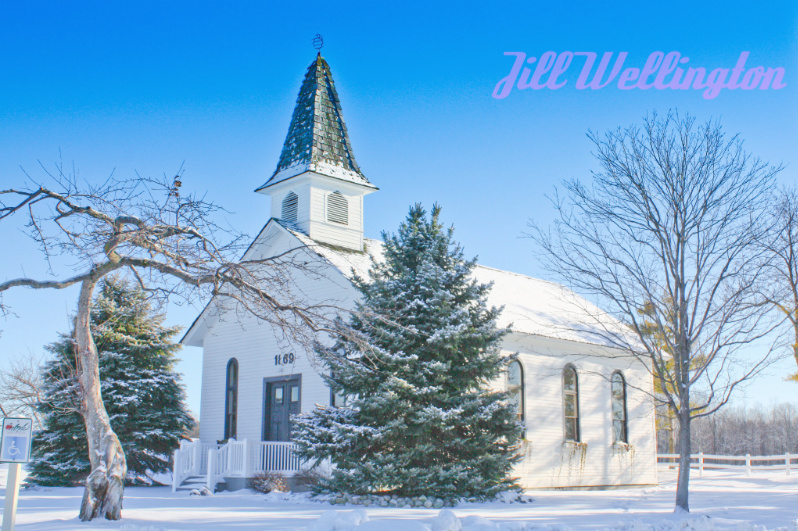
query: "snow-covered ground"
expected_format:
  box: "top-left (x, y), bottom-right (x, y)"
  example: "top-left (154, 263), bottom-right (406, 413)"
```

top-left (1, 465), bottom-right (796, 531)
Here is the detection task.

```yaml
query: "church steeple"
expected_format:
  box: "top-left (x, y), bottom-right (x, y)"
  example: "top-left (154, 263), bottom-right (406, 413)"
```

top-left (256, 54), bottom-right (377, 252)
top-left (256, 54), bottom-right (377, 192)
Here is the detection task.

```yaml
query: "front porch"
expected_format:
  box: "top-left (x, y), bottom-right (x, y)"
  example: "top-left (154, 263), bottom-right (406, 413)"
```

top-left (172, 438), bottom-right (301, 492)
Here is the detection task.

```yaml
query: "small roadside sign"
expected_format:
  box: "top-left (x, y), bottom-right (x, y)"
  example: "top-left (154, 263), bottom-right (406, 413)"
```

top-left (0, 418), bottom-right (33, 464)
top-left (1, 417), bottom-right (33, 531)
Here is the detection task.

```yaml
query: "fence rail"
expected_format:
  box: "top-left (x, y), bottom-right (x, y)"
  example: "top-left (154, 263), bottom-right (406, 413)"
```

top-left (658, 452), bottom-right (798, 477)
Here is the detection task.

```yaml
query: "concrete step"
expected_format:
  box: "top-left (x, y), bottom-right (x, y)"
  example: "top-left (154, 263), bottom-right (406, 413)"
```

top-left (176, 476), bottom-right (207, 491)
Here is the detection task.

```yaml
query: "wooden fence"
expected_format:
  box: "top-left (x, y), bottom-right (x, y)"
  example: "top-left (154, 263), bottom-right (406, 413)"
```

top-left (658, 452), bottom-right (798, 477)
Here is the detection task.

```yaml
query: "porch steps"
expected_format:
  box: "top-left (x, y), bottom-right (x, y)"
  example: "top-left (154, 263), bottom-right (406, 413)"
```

top-left (175, 475), bottom-right (207, 492)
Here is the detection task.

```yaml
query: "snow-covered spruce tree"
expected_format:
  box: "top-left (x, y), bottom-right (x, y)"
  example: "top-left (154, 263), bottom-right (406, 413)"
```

top-left (293, 204), bottom-right (522, 499)
top-left (26, 277), bottom-right (194, 487)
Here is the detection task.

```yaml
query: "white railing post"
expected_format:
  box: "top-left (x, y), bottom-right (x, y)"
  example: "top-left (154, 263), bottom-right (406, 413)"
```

top-left (207, 449), bottom-right (216, 491)
top-left (229, 440), bottom-right (236, 475)
top-left (267, 442), bottom-right (273, 472)
top-left (172, 449), bottom-right (180, 492)
top-left (226, 438), bottom-right (235, 476)
top-left (786, 453), bottom-right (792, 476)
top-left (698, 452), bottom-right (704, 477)
top-left (192, 441), bottom-right (201, 476)
top-left (243, 439), bottom-right (251, 479)
top-left (745, 454), bottom-right (751, 477)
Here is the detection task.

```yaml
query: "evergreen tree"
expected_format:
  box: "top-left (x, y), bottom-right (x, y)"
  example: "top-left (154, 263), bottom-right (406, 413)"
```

top-left (27, 277), bottom-right (195, 486)
top-left (294, 204), bottom-right (522, 499)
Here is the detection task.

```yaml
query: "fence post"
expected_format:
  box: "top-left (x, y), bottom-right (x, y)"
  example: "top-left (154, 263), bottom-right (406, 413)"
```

top-left (745, 454), bottom-right (751, 477)
top-left (787, 454), bottom-right (792, 476)
top-left (698, 452), bottom-right (704, 477)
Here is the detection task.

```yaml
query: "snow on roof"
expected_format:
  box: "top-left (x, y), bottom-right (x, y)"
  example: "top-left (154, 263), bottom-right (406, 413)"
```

top-left (282, 224), bottom-right (631, 349)
top-left (473, 265), bottom-right (630, 348)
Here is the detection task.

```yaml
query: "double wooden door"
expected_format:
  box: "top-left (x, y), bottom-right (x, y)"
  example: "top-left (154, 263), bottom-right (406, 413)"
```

top-left (263, 376), bottom-right (301, 441)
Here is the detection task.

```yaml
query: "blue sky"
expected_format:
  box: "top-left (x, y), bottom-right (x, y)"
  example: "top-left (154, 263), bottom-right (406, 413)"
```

top-left (1, 1), bottom-right (797, 415)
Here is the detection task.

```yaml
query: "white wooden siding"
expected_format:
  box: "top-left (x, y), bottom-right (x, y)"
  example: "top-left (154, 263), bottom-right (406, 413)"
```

top-left (196, 226), bottom-right (657, 488)
top-left (498, 334), bottom-right (658, 488)
top-left (266, 172), bottom-right (367, 251)
top-left (307, 182), bottom-right (363, 250)
top-left (199, 229), bottom-right (360, 444)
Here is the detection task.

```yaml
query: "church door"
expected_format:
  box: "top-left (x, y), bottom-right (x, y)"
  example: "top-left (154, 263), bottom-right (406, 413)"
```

top-left (263, 375), bottom-right (301, 441)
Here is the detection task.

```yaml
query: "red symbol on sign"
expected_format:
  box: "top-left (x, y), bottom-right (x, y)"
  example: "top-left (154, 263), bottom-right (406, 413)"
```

top-left (5, 425), bottom-right (11, 430)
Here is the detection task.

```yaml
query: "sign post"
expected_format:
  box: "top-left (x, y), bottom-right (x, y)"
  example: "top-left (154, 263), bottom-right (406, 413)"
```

top-left (1, 418), bottom-right (33, 531)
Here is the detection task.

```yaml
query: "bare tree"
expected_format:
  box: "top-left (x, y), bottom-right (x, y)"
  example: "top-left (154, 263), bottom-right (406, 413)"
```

top-left (529, 112), bottom-right (782, 512)
top-left (761, 186), bottom-right (798, 380)
top-left (0, 165), bottom-right (339, 520)
top-left (0, 354), bottom-right (45, 427)
top-left (690, 402), bottom-right (798, 456)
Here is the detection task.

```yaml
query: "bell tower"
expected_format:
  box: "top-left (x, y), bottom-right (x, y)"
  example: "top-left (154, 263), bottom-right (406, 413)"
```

top-left (255, 54), bottom-right (377, 251)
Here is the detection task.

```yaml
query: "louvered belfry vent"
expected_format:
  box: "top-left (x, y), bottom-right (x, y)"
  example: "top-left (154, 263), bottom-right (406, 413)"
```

top-left (327, 191), bottom-right (348, 225)
top-left (282, 192), bottom-right (298, 223)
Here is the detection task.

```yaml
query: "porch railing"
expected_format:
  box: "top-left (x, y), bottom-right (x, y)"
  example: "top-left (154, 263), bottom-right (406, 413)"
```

top-left (172, 438), bottom-right (301, 492)
top-left (253, 439), bottom-right (301, 474)
top-left (172, 440), bottom-right (221, 491)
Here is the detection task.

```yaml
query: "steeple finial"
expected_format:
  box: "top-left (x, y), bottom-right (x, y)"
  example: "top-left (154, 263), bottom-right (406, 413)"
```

top-left (312, 34), bottom-right (324, 55)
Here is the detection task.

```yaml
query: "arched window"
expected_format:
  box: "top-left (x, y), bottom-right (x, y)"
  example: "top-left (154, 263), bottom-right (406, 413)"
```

top-left (282, 192), bottom-right (298, 223)
top-left (326, 191), bottom-right (348, 225)
top-left (224, 358), bottom-right (239, 440)
top-left (563, 365), bottom-right (580, 442)
top-left (611, 371), bottom-right (628, 443)
top-left (506, 360), bottom-right (524, 422)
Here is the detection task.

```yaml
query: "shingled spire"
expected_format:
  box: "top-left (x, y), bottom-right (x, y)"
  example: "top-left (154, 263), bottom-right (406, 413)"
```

top-left (256, 55), bottom-right (376, 192)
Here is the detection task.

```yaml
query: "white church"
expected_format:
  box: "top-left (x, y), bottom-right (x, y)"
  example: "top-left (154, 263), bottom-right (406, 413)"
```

top-left (171, 53), bottom-right (658, 493)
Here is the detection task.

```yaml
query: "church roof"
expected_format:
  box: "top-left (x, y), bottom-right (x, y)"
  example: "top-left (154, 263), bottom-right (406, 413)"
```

top-left (256, 55), bottom-right (377, 192)
top-left (277, 222), bottom-right (635, 350)
top-left (182, 219), bottom-right (635, 350)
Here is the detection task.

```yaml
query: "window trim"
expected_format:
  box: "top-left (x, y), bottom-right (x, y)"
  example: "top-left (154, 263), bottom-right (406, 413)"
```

top-left (329, 371), bottom-right (348, 408)
top-left (611, 371), bottom-right (629, 444)
top-left (224, 358), bottom-right (239, 440)
top-left (563, 364), bottom-right (580, 442)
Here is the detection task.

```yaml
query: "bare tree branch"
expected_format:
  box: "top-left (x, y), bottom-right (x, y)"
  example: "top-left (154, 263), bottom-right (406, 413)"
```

top-left (0, 354), bottom-right (46, 428)
top-left (0, 167), bottom-right (344, 520)
top-left (759, 186), bottom-right (798, 380)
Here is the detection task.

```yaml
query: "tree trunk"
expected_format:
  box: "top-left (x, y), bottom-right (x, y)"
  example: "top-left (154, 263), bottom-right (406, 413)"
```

top-left (675, 406), bottom-right (691, 512)
top-left (792, 322), bottom-right (798, 376)
top-left (75, 279), bottom-right (128, 521)
top-left (711, 416), bottom-right (717, 454)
